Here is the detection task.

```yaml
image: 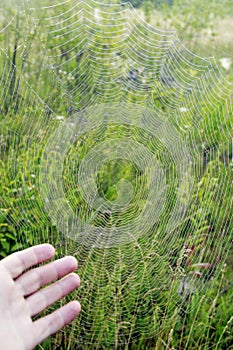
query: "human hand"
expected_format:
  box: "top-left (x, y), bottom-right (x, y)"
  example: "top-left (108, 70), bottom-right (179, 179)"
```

top-left (0, 244), bottom-right (81, 350)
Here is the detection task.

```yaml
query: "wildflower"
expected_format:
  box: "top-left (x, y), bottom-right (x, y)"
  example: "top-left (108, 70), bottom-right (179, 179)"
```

top-left (220, 57), bottom-right (232, 71)
top-left (179, 107), bottom-right (189, 113)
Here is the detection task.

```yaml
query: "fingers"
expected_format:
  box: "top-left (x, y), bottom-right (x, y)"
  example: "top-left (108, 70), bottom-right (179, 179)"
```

top-left (27, 272), bottom-right (80, 316)
top-left (0, 244), bottom-right (55, 279)
top-left (15, 256), bottom-right (78, 296)
top-left (32, 300), bottom-right (81, 348)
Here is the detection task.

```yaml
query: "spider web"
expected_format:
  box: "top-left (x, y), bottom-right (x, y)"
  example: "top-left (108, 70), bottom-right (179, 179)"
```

top-left (0, 0), bottom-right (233, 348)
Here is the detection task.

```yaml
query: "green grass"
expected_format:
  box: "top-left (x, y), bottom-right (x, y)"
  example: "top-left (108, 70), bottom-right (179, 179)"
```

top-left (1, 0), bottom-right (233, 349)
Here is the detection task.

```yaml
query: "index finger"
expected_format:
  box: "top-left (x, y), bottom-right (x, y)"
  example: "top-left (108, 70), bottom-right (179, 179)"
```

top-left (0, 244), bottom-right (55, 279)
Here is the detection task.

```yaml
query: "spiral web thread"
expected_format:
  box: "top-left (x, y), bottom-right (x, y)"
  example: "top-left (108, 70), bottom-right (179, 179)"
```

top-left (0, 0), bottom-right (233, 348)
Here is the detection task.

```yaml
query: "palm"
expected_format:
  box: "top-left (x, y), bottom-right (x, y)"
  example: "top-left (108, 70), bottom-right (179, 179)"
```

top-left (0, 244), bottom-right (80, 350)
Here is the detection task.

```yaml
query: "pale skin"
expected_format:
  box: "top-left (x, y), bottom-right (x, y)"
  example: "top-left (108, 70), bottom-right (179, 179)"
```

top-left (0, 244), bottom-right (81, 350)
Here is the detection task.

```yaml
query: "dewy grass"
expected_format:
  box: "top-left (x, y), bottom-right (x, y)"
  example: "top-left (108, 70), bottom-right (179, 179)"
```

top-left (0, 0), bottom-right (233, 349)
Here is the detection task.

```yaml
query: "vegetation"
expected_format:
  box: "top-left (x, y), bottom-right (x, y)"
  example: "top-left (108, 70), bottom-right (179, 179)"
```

top-left (0, 0), bottom-right (233, 349)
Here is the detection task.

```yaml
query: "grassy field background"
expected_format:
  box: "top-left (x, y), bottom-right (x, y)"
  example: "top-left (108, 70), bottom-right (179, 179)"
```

top-left (0, 0), bottom-right (233, 349)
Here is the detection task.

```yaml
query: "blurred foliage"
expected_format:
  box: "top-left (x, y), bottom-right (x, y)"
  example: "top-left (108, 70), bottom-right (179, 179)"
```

top-left (0, 0), bottom-right (233, 349)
